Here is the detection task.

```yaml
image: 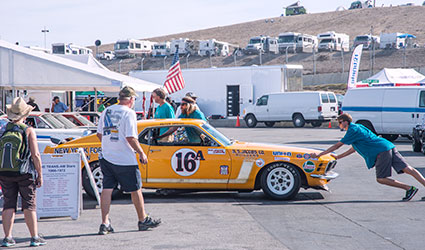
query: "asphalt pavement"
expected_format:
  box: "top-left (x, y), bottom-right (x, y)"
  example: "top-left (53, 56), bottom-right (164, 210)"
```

top-left (2, 127), bottom-right (425, 250)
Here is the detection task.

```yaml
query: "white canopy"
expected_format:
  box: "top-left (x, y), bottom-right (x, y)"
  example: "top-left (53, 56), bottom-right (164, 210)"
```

top-left (0, 40), bottom-right (161, 92)
top-left (357, 68), bottom-right (425, 87)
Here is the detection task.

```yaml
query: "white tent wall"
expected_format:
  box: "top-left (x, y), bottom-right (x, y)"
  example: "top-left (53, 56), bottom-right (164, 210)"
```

top-left (0, 40), bottom-right (161, 112)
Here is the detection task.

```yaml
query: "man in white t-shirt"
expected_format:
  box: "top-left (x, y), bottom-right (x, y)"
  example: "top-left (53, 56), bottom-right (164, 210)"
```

top-left (96, 86), bottom-right (161, 235)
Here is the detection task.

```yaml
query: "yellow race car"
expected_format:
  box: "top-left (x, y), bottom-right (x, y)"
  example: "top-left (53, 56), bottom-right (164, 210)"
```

top-left (44, 119), bottom-right (338, 200)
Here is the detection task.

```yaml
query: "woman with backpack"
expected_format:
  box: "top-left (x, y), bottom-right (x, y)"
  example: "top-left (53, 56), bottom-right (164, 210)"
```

top-left (0, 97), bottom-right (46, 247)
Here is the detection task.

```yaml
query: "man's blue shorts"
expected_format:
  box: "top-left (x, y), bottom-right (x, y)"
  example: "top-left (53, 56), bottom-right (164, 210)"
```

top-left (99, 158), bottom-right (142, 192)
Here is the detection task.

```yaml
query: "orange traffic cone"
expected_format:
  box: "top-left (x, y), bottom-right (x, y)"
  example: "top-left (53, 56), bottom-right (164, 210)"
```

top-left (236, 115), bottom-right (241, 127)
top-left (328, 121), bottom-right (332, 128)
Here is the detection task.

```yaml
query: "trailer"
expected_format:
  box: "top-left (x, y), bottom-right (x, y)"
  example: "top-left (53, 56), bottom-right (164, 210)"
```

top-left (130, 65), bottom-right (303, 118)
top-left (379, 33), bottom-right (409, 49)
top-left (277, 32), bottom-right (317, 53)
top-left (317, 31), bottom-right (350, 52)
top-left (114, 39), bottom-right (155, 58)
top-left (170, 38), bottom-right (199, 56)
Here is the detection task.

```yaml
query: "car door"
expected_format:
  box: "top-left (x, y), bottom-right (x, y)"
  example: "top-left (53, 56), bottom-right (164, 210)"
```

top-left (144, 125), bottom-right (232, 189)
top-left (382, 89), bottom-right (417, 134)
top-left (254, 95), bottom-right (270, 121)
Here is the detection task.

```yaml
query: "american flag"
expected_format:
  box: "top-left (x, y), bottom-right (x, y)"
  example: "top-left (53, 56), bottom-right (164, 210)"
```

top-left (163, 47), bottom-right (185, 94)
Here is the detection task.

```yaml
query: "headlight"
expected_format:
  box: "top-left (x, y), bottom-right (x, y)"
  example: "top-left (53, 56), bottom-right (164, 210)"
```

top-left (83, 130), bottom-right (92, 137)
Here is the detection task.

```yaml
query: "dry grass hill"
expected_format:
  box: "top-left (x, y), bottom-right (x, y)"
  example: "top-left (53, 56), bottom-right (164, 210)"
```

top-left (94, 5), bottom-right (425, 76)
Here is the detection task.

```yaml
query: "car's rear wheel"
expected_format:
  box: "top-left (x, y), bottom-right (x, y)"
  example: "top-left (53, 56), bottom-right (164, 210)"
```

top-left (261, 163), bottom-right (301, 200)
top-left (245, 114), bottom-right (257, 128)
top-left (382, 134), bottom-right (399, 142)
top-left (311, 121), bottom-right (322, 127)
top-left (264, 121), bottom-right (275, 128)
top-left (292, 114), bottom-right (305, 128)
top-left (82, 161), bottom-right (122, 199)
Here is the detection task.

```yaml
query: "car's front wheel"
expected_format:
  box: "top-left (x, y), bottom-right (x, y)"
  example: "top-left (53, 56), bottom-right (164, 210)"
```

top-left (245, 114), bottom-right (257, 128)
top-left (261, 163), bottom-right (301, 200)
top-left (82, 161), bottom-right (122, 199)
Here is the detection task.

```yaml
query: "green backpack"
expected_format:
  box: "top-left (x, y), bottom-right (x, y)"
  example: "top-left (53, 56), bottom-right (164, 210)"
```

top-left (0, 122), bottom-right (32, 174)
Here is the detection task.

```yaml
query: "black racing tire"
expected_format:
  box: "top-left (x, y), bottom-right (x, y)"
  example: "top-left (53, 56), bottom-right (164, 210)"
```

top-left (413, 140), bottom-right (422, 152)
top-left (245, 114), bottom-right (257, 128)
top-left (292, 114), bottom-right (305, 128)
top-left (261, 163), bottom-right (301, 200)
top-left (82, 161), bottom-right (122, 200)
top-left (264, 122), bottom-right (275, 128)
top-left (311, 121), bottom-right (323, 127)
top-left (382, 134), bottom-right (399, 142)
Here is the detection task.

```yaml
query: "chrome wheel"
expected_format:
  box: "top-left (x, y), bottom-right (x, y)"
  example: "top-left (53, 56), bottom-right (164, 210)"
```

top-left (266, 167), bottom-right (295, 195)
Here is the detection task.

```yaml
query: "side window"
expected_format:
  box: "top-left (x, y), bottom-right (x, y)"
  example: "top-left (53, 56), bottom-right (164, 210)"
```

top-left (321, 94), bottom-right (329, 103)
top-left (141, 126), bottom-right (219, 147)
top-left (256, 95), bottom-right (269, 106)
top-left (328, 94), bottom-right (337, 103)
top-left (135, 43), bottom-right (141, 49)
top-left (420, 91), bottom-right (425, 107)
top-left (35, 117), bottom-right (48, 128)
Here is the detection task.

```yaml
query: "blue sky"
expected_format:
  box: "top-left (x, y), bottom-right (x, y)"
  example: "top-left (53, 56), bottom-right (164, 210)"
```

top-left (0, 0), bottom-right (422, 47)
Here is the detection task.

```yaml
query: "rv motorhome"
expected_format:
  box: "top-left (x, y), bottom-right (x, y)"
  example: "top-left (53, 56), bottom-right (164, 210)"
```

top-left (52, 43), bottom-right (92, 55)
top-left (199, 39), bottom-right (230, 57)
top-left (152, 42), bottom-right (170, 57)
top-left (277, 32), bottom-right (317, 53)
top-left (317, 31), bottom-right (350, 52)
top-left (244, 36), bottom-right (278, 55)
top-left (353, 34), bottom-right (380, 50)
top-left (114, 39), bottom-right (155, 58)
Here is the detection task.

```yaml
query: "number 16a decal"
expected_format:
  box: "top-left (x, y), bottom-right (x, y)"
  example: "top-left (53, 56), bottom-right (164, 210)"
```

top-left (171, 149), bottom-right (204, 176)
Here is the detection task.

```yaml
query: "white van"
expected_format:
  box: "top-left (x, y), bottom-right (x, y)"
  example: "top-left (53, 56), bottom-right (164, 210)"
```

top-left (341, 87), bottom-right (425, 141)
top-left (243, 91), bottom-right (338, 128)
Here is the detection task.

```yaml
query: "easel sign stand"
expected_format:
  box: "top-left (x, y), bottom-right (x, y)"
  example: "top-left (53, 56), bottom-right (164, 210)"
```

top-left (78, 148), bottom-right (101, 205)
top-left (36, 153), bottom-right (82, 220)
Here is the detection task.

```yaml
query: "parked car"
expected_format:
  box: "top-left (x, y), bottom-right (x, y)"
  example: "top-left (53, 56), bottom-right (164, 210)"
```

top-left (61, 113), bottom-right (96, 127)
top-left (44, 119), bottom-right (338, 200)
top-left (342, 86), bottom-right (425, 141)
top-left (243, 91), bottom-right (338, 128)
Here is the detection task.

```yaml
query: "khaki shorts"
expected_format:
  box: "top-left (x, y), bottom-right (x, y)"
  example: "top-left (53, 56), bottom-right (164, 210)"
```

top-left (374, 148), bottom-right (409, 178)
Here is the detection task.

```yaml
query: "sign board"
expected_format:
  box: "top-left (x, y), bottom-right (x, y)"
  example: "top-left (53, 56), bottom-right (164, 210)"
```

top-left (37, 153), bottom-right (82, 220)
top-left (361, 79), bottom-right (379, 84)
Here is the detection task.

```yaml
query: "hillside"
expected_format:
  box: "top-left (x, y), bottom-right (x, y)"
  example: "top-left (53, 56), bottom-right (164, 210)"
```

top-left (94, 5), bottom-right (425, 76)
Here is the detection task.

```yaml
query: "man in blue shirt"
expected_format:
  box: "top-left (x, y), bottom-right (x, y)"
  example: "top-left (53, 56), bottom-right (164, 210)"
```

top-left (311, 113), bottom-right (425, 201)
top-left (51, 96), bottom-right (69, 113)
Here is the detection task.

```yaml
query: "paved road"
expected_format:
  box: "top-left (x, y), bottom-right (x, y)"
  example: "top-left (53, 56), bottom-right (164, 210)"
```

top-left (3, 127), bottom-right (425, 250)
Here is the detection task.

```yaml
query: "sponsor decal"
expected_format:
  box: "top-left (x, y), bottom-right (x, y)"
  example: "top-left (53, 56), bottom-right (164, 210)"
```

top-left (274, 157), bottom-right (290, 161)
top-left (232, 149), bottom-right (264, 157)
top-left (303, 161), bottom-right (316, 173)
top-left (220, 165), bottom-right (229, 175)
top-left (53, 146), bottom-right (101, 161)
top-left (255, 158), bottom-right (265, 167)
top-left (303, 153), bottom-right (311, 160)
top-left (208, 148), bottom-right (226, 155)
top-left (272, 151), bottom-right (292, 157)
top-left (171, 149), bottom-right (204, 177)
top-left (296, 154), bottom-right (303, 158)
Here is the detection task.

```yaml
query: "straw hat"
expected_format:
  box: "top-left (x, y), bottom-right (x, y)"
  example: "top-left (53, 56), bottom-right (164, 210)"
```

top-left (6, 97), bottom-right (34, 121)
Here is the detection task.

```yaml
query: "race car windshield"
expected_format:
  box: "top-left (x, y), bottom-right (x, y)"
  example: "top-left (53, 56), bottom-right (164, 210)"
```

top-left (41, 114), bottom-right (65, 129)
top-left (201, 124), bottom-right (233, 146)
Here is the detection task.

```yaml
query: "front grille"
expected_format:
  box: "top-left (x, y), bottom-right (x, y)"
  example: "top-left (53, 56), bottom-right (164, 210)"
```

top-left (325, 160), bottom-right (337, 173)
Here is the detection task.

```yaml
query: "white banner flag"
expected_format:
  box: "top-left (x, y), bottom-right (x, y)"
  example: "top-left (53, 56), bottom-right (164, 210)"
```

top-left (347, 44), bottom-right (363, 89)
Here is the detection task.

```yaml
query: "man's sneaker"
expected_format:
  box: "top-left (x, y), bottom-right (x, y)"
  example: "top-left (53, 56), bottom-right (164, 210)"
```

top-left (403, 186), bottom-right (418, 201)
top-left (98, 223), bottom-right (114, 235)
top-left (29, 235), bottom-right (46, 247)
top-left (421, 196), bottom-right (425, 201)
top-left (1, 237), bottom-right (16, 247)
top-left (138, 216), bottom-right (161, 231)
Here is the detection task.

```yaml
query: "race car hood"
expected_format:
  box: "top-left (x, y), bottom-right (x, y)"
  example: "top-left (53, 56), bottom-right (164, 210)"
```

top-left (228, 141), bottom-right (322, 153)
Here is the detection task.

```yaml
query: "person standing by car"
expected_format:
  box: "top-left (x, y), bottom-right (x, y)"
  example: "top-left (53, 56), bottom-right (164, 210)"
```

top-left (152, 88), bottom-right (175, 142)
top-left (97, 86), bottom-right (161, 235)
top-left (311, 113), bottom-right (425, 201)
top-left (51, 96), bottom-right (69, 113)
top-left (175, 92), bottom-right (199, 117)
top-left (0, 97), bottom-right (46, 247)
top-left (26, 97), bottom-right (40, 112)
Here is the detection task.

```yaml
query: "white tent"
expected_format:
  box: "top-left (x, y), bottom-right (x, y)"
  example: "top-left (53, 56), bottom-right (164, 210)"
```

top-left (357, 68), bottom-right (425, 87)
top-left (0, 40), bottom-right (161, 92)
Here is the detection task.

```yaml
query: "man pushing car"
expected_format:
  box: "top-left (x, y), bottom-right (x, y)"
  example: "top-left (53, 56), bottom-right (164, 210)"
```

top-left (311, 113), bottom-right (425, 201)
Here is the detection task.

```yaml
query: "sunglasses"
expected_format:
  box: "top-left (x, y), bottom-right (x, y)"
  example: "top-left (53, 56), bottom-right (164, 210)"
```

top-left (181, 103), bottom-right (188, 106)
top-left (338, 121), bottom-right (344, 124)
